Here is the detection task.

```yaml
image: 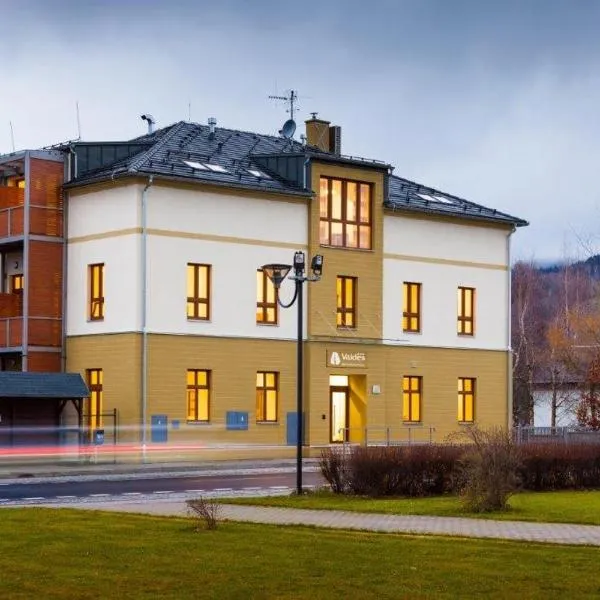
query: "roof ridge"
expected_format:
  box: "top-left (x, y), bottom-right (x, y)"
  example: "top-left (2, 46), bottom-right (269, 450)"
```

top-left (135, 120), bottom-right (307, 151)
top-left (127, 121), bottom-right (189, 173)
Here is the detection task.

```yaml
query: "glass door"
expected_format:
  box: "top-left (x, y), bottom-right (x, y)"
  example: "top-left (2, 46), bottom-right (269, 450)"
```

top-left (330, 387), bottom-right (349, 443)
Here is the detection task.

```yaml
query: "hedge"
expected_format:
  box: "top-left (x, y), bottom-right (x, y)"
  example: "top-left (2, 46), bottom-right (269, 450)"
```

top-left (319, 442), bottom-right (600, 497)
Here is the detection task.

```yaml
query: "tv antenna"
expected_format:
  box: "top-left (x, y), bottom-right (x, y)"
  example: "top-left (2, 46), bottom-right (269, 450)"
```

top-left (269, 89), bottom-right (299, 121)
top-left (9, 121), bottom-right (15, 152)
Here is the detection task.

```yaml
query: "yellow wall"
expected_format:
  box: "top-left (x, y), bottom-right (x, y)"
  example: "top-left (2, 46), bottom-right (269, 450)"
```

top-left (67, 333), bottom-right (508, 450)
top-left (307, 162), bottom-right (385, 341)
top-left (66, 334), bottom-right (142, 443)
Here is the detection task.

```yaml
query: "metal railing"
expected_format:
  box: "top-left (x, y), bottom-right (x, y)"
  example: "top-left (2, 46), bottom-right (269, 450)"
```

top-left (338, 426), bottom-right (437, 448)
top-left (514, 426), bottom-right (600, 445)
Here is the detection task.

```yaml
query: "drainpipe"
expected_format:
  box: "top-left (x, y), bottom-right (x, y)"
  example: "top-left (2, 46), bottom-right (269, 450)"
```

top-left (61, 148), bottom-right (75, 373)
top-left (506, 225), bottom-right (516, 430)
top-left (22, 152), bottom-right (31, 371)
top-left (141, 176), bottom-right (153, 462)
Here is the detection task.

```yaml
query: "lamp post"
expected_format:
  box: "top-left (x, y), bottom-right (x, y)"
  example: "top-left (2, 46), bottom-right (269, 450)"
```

top-left (262, 251), bottom-right (324, 495)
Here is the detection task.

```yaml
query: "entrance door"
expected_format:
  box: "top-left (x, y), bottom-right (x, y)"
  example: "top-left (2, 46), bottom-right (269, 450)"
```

top-left (330, 387), bottom-right (349, 443)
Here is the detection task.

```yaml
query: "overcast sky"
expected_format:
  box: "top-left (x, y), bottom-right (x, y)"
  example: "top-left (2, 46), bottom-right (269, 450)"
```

top-left (1, 0), bottom-right (599, 262)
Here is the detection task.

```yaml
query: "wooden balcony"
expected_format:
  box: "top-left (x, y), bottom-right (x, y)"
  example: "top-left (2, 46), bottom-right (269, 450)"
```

top-left (0, 317), bottom-right (22, 348)
top-left (0, 205), bottom-right (24, 238)
top-left (0, 187), bottom-right (24, 210)
top-left (0, 293), bottom-right (22, 318)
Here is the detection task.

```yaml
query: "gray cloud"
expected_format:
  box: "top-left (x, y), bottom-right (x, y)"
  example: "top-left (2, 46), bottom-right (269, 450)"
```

top-left (1, 0), bottom-right (599, 261)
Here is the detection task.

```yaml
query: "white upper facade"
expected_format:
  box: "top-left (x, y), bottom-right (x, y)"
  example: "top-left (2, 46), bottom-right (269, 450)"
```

top-left (383, 215), bottom-right (511, 351)
top-left (66, 181), bottom-right (512, 350)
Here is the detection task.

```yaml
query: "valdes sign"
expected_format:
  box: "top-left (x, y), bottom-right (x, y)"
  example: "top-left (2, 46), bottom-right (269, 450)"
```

top-left (327, 349), bottom-right (367, 368)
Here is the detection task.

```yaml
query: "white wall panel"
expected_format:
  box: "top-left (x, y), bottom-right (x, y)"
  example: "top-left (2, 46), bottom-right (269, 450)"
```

top-left (384, 215), bottom-right (509, 266)
top-left (68, 184), bottom-right (139, 238)
top-left (66, 235), bottom-right (140, 335)
top-left (146, 235), bottom-right (306, 339)
top-left (147, 187), bottom-right (308, 246)
top-left (383, 258), bottom-right (509, 350)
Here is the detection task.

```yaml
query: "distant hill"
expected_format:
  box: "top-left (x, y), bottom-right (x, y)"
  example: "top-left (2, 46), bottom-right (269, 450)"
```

top-left (536, 255), bottom-right (600, 278)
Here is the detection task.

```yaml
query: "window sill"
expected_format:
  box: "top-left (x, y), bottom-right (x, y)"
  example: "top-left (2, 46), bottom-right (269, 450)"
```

top-left (402, 330), bottom-right (421, 335)
top-left (88, 318), bottom-right (105, 323)
top-left (457, 333), bottom-right (475, 338)
top-left (402, 421), bottom-right (423, 426)
top-left (336, 327), bottom-right (357, 332)
top-left (458, 421), bottom-right (475, 426)
top-left (256, 322), bottom-right (279, 327)
top-left (186, 420), bottom-right (212, 425)
top-left (319, 244), bottom-right (373, 253)
top-left (187, 318), bottom-right (211, 323)
top-left (256, 421), bottom-right (279, 426)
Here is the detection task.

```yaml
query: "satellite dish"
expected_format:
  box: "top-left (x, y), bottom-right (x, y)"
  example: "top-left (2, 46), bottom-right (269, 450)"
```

top-left (280, 119), bottom-right (297, 139)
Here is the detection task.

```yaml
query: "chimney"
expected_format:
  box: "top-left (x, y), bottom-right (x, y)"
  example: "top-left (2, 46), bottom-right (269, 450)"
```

top-left (329, 126), bottom-right (342, 155)
top-left (208, 117), bottom-right (217, 138)
top-left (305, 113), bottom-right (342, 154)
top-left (305, 113), bottom-right (331, 152)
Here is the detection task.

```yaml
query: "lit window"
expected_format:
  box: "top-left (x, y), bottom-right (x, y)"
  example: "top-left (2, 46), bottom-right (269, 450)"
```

top-left (86, 369), bottom-right (103, 431)
top-left (88, 264), bottom-right (105, 321)
top-left (247, 169), bottom-right (271, 179)
top-left (402, 282), bottom-right (421, 333)
top-left (256, 371), bottom-right (278, 422)
top-left (458, 287), bottom-right (475, 335)
top-left (187, 369), bottom-right (210, 422)
top-left (256, 269), bottom-right (278, 325)
top-left (10, 274), bottom-right (23, 294)
top-left (187, 264), bottom-right (211, 320)
top-left (458, 378), bottom-right (476, 422)
top-left (183, 160), bottom-right (208, 170)
top-left (402, 376), bottom-right (422, 423)
top-left (204, 164), bottom-right (229, 173)
top-left (336, 276), bottom-right (357, 328)
top-left (319, 177), bottom-right (371, 249)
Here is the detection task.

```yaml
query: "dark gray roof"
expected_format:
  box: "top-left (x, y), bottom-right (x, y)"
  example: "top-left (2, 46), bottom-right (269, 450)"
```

top-left (386, 175), bottom-right (528, 227)
top-left (66, 121), bottom-right (313, 197)
top-left (0, 372), bottom-right (89, 398)
top-left (63, 120), bottom-right (527, 227)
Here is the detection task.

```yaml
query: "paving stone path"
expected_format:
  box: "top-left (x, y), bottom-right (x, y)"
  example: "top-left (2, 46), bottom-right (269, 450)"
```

top-left (43, 498), bottom-right (600, 546)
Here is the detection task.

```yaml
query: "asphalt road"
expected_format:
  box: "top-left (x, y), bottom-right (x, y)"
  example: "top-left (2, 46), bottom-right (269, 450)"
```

top-left (0, 471), bottom-right (323, 502)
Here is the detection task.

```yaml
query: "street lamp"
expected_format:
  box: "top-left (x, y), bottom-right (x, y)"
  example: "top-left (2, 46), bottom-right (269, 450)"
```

top-left (262, 251), bottom-right (324, 495)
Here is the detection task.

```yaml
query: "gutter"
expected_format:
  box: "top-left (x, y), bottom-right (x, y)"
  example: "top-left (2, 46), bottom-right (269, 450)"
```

top-left (63, 171), bottom-right (312, 199)
top-left (141, 176), bottom-right (153, 461)
top-left (61, 147), bottom-right (76, 373)
top-left (506, 225), bottom-right (516, 429)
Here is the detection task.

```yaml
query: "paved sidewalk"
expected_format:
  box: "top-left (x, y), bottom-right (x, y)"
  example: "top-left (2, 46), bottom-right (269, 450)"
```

top-left (42, 498), bottom-right (600, 546)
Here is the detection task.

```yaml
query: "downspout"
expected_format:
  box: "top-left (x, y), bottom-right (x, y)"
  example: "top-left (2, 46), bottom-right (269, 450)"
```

top-left (507, 225), bottom-right (516, 430)
top-left (141, 176), bottom-right (153, 461)
top-left (22, 152), bottom-right (31, 371)
top-left (61, 147), bottom-right (75, 372)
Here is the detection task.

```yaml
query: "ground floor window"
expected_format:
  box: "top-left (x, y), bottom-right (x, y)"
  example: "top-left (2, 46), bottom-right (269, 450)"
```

top-left (86, 368), bottom-right (103, 429)
top-left (187, 369), bottom-right (210, 422)
top-left (402, 376), bottom-right (422, 422)
top-left (458, 377), bottom-right (476, 422)
top-left (256, 371), bottom-right (278, 422)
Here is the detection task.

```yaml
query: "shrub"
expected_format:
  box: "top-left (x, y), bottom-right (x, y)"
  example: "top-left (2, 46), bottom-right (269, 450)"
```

top-left (320, 445), bottom-right (460, 497)
top-left (319, 448), bottom-right (349, 494)
top-left (319, 435), bottom-right (600, 502)
top-left (186, 497), bottom-right (221, 530)
top-left (452, 426), bottom-right (521, 512)
top-left (519, 442), bottom-right (600, 490)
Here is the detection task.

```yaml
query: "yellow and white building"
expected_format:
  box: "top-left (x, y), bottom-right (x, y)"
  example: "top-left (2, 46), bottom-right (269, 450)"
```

top-left (61, 116), bottom-right (527, 454)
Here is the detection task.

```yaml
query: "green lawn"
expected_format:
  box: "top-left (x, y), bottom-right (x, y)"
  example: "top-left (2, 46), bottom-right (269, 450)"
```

top-left (222, 489), bottom-right (600, 525)
top-left (1, 508), bottom-right (600, 599)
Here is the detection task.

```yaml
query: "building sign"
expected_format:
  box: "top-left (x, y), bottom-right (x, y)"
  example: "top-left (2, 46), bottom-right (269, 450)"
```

top-left (327, 349), bottom-right (367, 368)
